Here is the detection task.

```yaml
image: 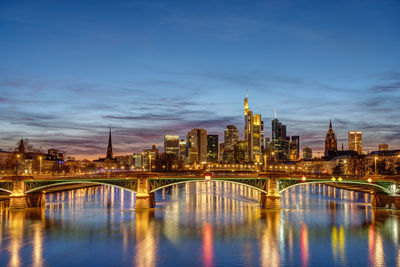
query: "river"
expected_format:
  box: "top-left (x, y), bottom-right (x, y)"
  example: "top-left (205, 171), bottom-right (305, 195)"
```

top-left (1, 182), bottom-right (399, 266)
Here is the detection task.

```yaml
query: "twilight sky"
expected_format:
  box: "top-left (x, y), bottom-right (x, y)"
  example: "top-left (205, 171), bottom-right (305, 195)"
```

top-left (1, 0), bottom-right (400, 159)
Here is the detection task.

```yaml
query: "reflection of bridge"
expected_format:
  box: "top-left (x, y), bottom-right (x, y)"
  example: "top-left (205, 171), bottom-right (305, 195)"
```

top-left (1, 171), bottom-right (400, 209)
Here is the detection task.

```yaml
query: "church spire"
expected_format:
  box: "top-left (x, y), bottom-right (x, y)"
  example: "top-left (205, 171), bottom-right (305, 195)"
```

top-left (329, 119), bottom-right (332, 130)
top-left (106, 127), bottom-right (113, 160)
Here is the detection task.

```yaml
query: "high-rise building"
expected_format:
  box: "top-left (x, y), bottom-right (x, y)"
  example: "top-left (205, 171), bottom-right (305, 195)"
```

top-left (224, 125), bottom-right (239, 150)
top-left (179, 139), bottom-right (187, 161)
top-left (244, 92), bottom-right (262, 162)
top-left (271, 116), bottom-right (290, 161)
top-left (164, 135), bottom-right (180, 159)
top-left (325, 120), bottom-right (337, 157)
top-left (379, 144), bottom-right (389, 151)
top-left (234, 140), bottom-right (246, 163)
top-left (303, 147), bottom-right (312, 160)
top-left (186, 128), bottom-right (207, 164)
top-left (290, 136), bottom-right (300, 160)
top-left (207, 135), bottom-right (219, 162)
top-left (348, 131), bottom-right (362, 154)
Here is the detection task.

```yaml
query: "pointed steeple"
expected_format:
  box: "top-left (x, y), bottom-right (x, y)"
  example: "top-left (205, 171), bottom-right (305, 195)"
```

top-left (329, 119), bottom-right (332, 130)
top-left (106, 127), bottom-right (113, 160)
top-left (18, 139), bottom-right (25, 154)
top-left (342, 142), bottom-right (344, 151)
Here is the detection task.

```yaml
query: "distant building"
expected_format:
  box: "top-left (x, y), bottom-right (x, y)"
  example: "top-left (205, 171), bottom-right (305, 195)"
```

top-left (224, 125), bottom-right (239, 150)
top-left (133, 153), bottom-right (142, 169)
top-left (379, 144), bottom-right (389, 151)
top-left (325, 120), bottom-right (337, 157)
top-left (207, 135), bottom-right (218, 162)
top-left (290, 136), bottom-right (300, 160)
top-left (142, 144), bottom-right (158, 171)
top-left (106, 128), bottom-right (113, 160)
top-left (271, 116), bottom-right (290, 161)
top-left (348, 131), bottom-right (362, 154)
top-left (244, 92), bottom-right (262, 162)
top-left (186, 128), bottom-right (207, 164)
top-left (164, 135), bottom-right (180, 159)
top-left (179, 139), bottom-right (187, 161)
top-left (303, 147), bottom-right (312, 160)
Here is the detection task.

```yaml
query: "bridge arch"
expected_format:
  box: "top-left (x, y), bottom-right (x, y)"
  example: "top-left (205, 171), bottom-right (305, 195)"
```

top-left (149, 179), bottom-right (267, 194)
top-left (279, 180), bottom-right (392, 195)
top-left (24, 180), bottom-right (137, 194)
top-left (0, 188), bottom-right (12, 194)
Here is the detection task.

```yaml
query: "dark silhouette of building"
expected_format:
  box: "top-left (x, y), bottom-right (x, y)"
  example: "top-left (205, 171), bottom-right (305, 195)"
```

top-left (207, 135), bottom-right (219, 162)
top-left (325, 120), bottom-right (337, 157)
top-left (106, 128), bottom-right (113, 160)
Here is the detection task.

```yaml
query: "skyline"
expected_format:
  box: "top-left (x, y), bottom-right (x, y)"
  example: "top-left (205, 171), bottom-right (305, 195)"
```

top-left (1, 0), bottom-right (400, 159)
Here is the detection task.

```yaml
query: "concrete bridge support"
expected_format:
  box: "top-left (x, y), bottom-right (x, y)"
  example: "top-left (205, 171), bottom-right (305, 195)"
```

top-left (9, 181), bottom-right (46, 209)
top-left (260, 178), bottom-right (281, 210)
top-left (135, 177), bottom-right (155, 210)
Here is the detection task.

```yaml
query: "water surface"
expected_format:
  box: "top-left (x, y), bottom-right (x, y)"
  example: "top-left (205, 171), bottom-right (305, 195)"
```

top-left (1, 182), bottom-right (400, 266)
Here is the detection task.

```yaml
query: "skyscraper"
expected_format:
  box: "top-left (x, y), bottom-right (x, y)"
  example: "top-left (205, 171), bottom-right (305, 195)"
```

top-left (244, 92), bottom-right (262, 162)
top-left (207, 135), bottom-right (219, 162)
top-left (186, 128), bottom-right (207, 164)
top-left (348, 131), bottom-right (362, 154)
top-left (224, 125), bottom-right (239, 150)
top-left (290, 136), bottom-right (300, 160)
top-left (164, 135), bottom-right (180, 159)
top-left (325, 120), bottom-right (337, 157)
top-left (271, 115), bottom-right (290, 161)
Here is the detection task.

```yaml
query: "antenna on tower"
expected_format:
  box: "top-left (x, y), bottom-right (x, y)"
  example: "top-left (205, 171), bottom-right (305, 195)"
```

top-left (274, 109), bottom-right (277, 119)
top-left (246, 88), bottom-right (248, 98)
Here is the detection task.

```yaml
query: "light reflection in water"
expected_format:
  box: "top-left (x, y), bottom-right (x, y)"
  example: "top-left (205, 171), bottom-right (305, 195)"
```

top-left (0, 182), bottom-right (400, 266)
top-left (202, 223), bottom-right (213, 267)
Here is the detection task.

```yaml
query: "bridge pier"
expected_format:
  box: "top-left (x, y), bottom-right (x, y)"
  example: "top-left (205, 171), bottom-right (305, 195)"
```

top-left (9, 181), bottom-right (46, 209)
top-left (371, 192), bottom-right (390, 208)
top-left (260, 178), bottom-right (281, 210)
top-left (135, 177), bottom-right (155, 210)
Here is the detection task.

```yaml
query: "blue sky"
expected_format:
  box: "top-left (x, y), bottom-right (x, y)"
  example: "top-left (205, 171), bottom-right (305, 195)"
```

top-left (1, 0), bottom-right (399, 159)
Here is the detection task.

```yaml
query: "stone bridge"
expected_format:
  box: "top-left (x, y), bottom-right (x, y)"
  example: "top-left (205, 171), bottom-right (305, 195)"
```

top-left (1, 172), bottom-right (400, 210)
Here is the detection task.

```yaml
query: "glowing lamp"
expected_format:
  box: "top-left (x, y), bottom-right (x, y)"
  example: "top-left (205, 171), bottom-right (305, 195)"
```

top-left (338, 177), bottom-right (343, 182)
top-left (331, 177), bottom-right (336, 182)
top-left (367, 178), bottom-right (373, 183)
top-left (204, 174), bottom-right (212, 181)
top-left (301, 176), bottom-right (307, 182)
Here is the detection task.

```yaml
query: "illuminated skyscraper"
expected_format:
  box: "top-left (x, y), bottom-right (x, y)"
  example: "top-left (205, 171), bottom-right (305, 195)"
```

top-left (325, 120), bottom-right (337, 157)
top-left (244, 92), bottom-right (262, 162)
top-left (348, 131), bottom-right (362, 154)
top-left (164, 135), bottom-right (180, 159)
top-left (207, 135), bottom-right (219, 162)
top-left (224, 125), bottom-right (239, 150)
top-left (186, 128), bottom-right (207, 164)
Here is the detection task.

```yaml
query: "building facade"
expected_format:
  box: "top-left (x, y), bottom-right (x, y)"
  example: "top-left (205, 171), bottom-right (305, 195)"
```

top-left (164, 135), bottom-right (180, 159)
top-left (348, 131), bottom-right (362, 155)
top-left (207, 135), bottom-right (219, 162)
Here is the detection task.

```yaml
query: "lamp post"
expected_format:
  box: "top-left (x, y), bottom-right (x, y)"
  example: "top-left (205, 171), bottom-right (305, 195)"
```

top-left (374, 157), bottom-right (378, 175)
top-left (15, 154), bottom-right (20, 175)
top-left (264, 154), bottom-right (267, 172)
top-left (149, 154), bottom-right (152, 172)
top-left (39, 156), bottom-right (42, 175)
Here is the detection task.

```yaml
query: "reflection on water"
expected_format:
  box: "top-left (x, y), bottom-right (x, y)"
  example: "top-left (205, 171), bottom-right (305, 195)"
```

top-left (1, 182), bottom-right (400, 266)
